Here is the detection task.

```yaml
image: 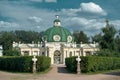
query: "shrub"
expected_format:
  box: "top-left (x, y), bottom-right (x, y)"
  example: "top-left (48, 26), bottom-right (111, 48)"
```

top-left (65, 56), bottom-right (120, 73)
top-left (37, 56), bottom-right (51, 72)
top-left (0, 56), bottom-right (51, 72)
top-left (65, 56), bottom-right (77, 72)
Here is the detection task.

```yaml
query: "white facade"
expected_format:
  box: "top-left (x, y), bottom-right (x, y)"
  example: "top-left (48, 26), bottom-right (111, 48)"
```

top-left (13, 41), bottom-right (99, 64)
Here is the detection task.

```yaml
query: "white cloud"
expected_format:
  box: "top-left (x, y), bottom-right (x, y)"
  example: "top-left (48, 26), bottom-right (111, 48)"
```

top-left (29, 0), bottom-right (42, 2)
top-left (80, 2), bottom-right (107, 15)
top-left (63, 17), bottom-right (105, 36)
top-left (61, 2), bottom-right (107, 16)
top-left (45, 0), bottom-right (57, 3)
top-left (0, 21), bottom-right (19, 28)
top-left (0, 1), bottom-right (56, 31)
top-left (28, 16), bottom-right (42, 23)
top-left (61, 8), bottom-right (80, 16)
top-left (111, 20), bottom-right (120, 30)
top-left (0, 1), bottom-right (119, 37)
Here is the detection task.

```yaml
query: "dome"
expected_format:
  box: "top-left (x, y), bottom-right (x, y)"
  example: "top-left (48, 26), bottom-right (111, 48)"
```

top-left (43, 15), bottom-right (73, 42)
top-left (44, 27), bottom-right (73, 42)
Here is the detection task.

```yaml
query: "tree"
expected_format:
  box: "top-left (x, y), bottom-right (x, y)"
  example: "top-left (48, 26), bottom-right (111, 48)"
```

top-left (115, 30), bottom-right (120, 52)
top-left (3, 49), bottom-right (21, 56)
top-left (0, 32), bottom-right (16, 51)
top-left (92, 33), bottom-right (102, 43)
top-left (73, 31), bottom-right (89, 44)
top-left (14, 30), bottom-right (40, 43)
top-left (100, 20), bottom-right (117, 51)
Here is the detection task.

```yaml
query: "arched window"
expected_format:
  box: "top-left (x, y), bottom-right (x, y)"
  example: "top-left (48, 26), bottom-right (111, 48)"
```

top-left (69, 52), bottom-right (72, 57)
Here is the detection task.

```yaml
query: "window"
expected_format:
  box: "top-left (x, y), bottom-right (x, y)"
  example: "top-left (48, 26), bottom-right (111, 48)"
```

top-left (69, 52), bottom-right (72, 57)
top-left (86, 51), bottom-right (91, 56)
top-left (23, 51), bottom-right (29, 56)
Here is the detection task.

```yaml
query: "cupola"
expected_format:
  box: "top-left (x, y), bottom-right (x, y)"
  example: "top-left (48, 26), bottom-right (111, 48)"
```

top-left (54, 15), bottom-right (61, 27)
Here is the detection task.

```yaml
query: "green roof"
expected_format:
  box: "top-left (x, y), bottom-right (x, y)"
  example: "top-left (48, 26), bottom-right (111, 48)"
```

top-left (44, 26), bottom-right (73, 42)
top-left (54, 19), bottom-right (61, 22)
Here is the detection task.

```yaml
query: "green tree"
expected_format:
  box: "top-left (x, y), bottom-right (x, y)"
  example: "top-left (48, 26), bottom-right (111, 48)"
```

top-left (92, 33), bottom-right (102, 43)
top-left (3, 49), bottom-right (21, 56)
top-left (73, 31), bottom-right (89, 44)
top-left (100, 20), bottom-right (117, 51)
top-left (0, 32), bottom-right (16, 51)
top-left (115, 30), bottom-right (120, 52)
top-left (14, 30), bottom-right (40, 43)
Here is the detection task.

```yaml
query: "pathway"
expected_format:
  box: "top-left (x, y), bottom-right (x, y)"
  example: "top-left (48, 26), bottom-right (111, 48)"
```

top-left (0, 64), bottom-right (120, 80)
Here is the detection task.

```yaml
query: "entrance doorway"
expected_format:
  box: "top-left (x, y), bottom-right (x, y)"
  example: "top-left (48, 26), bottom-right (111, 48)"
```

top-left (54, 50), bottom-right (61, 64)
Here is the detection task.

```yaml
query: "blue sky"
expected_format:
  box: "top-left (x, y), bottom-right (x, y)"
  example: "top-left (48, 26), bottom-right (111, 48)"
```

top-left (0, 0), bottom-right (120, 36)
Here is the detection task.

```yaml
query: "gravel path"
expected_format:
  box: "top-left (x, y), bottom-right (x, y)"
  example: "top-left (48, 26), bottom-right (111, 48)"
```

top-left (0, 64), bottom-right (120, 80)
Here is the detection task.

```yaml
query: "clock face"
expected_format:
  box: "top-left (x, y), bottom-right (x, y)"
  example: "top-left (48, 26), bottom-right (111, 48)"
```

top-left (53, 35), bottom-right (61, 41)
top-left (67, 36), bottom-right (72, 42)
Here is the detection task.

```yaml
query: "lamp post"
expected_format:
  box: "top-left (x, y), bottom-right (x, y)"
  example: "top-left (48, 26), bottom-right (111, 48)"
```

top-left (76, 55), bottom-right (81, 74)
top-left (32, 56), bottom-right (37, 74)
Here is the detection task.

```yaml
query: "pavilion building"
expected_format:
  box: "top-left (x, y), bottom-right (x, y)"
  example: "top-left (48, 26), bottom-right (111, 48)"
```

top-left (13, 15), bottom-right (99, 64)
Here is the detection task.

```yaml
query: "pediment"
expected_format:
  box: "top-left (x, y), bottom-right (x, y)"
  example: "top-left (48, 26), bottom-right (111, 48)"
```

top-left (82, 44), bottom-right (94, 48)
top-left (19, 44), bottom-right (31, 48)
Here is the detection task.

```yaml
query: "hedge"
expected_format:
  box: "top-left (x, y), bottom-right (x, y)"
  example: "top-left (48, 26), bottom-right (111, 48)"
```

top-left (0, 56), bottom-right (51, 72)
top-left (65, 56), bottom-right (120, 73)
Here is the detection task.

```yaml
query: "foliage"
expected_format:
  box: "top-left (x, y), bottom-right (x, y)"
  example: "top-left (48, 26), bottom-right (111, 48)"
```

top-left (0, 56), bottom-right (51, 72)
top-left (0, 32), bottom-right (16, 50)
top-left (92, 21), bottom-right (117, 51)
top-left (115, 34), bottom-right (120, 52)
top-left (73, 31), bottom-right (89, 44)
top-left (3, 50), bottom-right (21, 56)
top-left (65, 56), bottom-right (120, 73)
top-left (0, 30), bottom-right (43, 51)
top-left (92, 20), bottom-right (120, 55)
top-left (14, 30), bottom-right (40, 43)
top-left (65, 56), bottom-right (77, 72)
top-left (36, 56), bottom-right (51, 72)
top-left (94, 49), bottom-right (120, 57)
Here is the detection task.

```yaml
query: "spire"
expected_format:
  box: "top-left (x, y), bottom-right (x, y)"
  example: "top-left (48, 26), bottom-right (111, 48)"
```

top-left (54, 15), bottom-right (61, 27)
top-left (56, 15), bottom-right (59, 19)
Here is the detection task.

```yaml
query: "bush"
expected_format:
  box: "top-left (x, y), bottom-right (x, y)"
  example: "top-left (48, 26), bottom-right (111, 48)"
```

top-left (65, 56), bottom-right (77, 72)
top-left (3, 50), bottom-right (21, 56)
top-left (65, 56), bottom-right (120, 73)
top-left (0, 56), bottom-right (51, 72)
top-left (37, 56), bottom-right (51, 72)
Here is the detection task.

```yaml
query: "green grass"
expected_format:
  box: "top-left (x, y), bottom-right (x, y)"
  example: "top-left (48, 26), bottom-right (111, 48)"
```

top-left (82, 69), bottom-right (120, 75)
top-left (36, 67), bottom-right (52, 74)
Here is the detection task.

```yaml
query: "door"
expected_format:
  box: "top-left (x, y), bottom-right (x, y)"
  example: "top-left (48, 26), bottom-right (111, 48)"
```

top-left (54, 50), bottom-right (61, 64)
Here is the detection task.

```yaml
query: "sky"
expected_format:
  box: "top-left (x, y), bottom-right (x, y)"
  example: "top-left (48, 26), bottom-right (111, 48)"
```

top-left (0, 0), bottom-right (120, 36)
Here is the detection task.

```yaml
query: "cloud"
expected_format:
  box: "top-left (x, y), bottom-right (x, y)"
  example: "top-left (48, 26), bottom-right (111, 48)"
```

top-left (0, 1), bottom-right (56, 31)
top-left (28, 16), bottom-right (42, 23)
top-left (0, 1), bottom-right (119, 37)
top-left (29, 0), bottom-right (42, 2)
top-left (45, 0), bottom-right (57, 3)
top-left (111, 20), bottom-right (120, 30)
top-left (61, 2), bottom-right (107, 16)
top-left (80, 2), bottom-right (107, 15)
top-left (61, 8), bottom-right (80, 16)
top-left (63, 17), bottom-right (105, 36)
top-left (0, 21), bottom-right (19, 28)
